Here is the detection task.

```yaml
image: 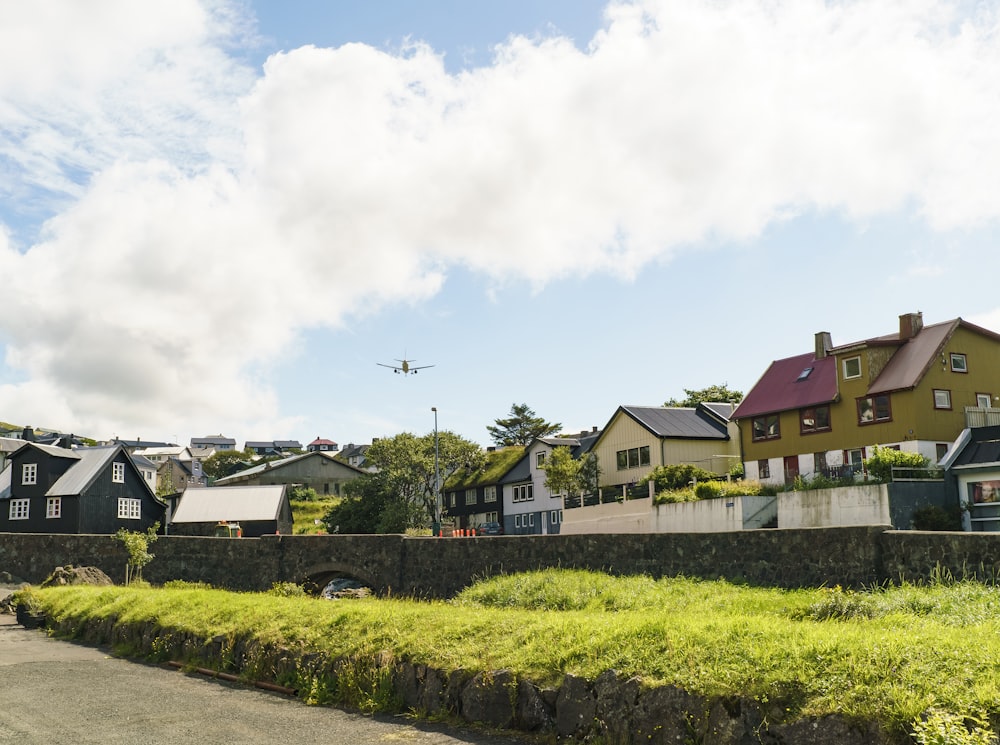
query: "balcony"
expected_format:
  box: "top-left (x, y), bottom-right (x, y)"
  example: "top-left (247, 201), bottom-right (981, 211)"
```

top-left (965, 406), bottom-right (1000, 428)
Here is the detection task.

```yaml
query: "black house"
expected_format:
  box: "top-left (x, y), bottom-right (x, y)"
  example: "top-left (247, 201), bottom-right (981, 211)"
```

top-left (0, 442), bottom-right (165, 534)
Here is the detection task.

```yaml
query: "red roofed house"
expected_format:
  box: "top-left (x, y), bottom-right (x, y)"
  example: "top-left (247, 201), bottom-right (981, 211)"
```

top-left (733, 313), bottom-right (1000, 486)
top-left (307, 437), bottom-right (338, 453)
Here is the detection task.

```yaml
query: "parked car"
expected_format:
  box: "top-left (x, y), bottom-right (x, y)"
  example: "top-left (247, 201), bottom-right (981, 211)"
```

top-left (478, 521), bottom-right (503, 536)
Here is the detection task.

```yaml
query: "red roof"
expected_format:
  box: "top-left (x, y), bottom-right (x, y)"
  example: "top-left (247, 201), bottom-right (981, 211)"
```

top-left (309, 438), bottom-right (337, 447)
top-left (732, 352), bottom-right (838, 420)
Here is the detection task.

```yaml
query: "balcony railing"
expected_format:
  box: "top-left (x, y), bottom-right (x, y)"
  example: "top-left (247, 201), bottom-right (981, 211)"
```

top-left (965, 406), bottom-right (1000, 428)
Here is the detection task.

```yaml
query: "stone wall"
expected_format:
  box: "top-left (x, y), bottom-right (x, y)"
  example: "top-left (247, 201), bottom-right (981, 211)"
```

top-left (5, 526), bottom-right (1000, 595)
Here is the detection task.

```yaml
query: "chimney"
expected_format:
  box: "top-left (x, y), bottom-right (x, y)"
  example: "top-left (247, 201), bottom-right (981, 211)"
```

top-left (21, 426), bottom-right (34, 442)
top-left (899, 312), bottom-right (924, 340)
top-left (815, 332), bottom-right (832, 359)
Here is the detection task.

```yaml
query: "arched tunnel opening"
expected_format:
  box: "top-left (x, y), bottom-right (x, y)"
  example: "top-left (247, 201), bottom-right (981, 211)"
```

top-left (301, 569), bottom-right (376, 598)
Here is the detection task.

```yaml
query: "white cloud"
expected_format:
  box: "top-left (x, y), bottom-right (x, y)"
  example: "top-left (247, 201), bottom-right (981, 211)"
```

top-left (2, 0), bottom-right (1000, 437)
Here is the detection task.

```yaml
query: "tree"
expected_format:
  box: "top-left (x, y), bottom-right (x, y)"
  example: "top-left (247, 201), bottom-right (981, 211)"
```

top-left (114, 523), bottom-right (159, 584)
top-left (539, 447), bottom-right (600, 502)
top-left (487, 403), bottom-right (562, 447)
top-left (324, 430), bottom-right (485, 532)
top-left (664, 384), bottom-right (744, 408)
top-left (202, 449), bottom-right (252, 480)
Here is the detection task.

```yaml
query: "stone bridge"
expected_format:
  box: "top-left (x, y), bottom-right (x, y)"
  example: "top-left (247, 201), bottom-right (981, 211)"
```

top-left (3, 528), bottom-right (1000, 596)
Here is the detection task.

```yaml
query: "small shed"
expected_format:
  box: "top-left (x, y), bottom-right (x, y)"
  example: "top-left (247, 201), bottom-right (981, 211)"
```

top-left (169, 485), bottom-right (292, 537)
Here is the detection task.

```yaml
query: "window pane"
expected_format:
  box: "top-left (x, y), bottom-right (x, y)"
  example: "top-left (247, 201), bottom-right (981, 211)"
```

top-left (627, 448), bottom-right (639, 468)
top-left (639, 446), bottom-right (650, 466)
top-left (616, 450), bottom-right (627, 469)
top-left (843, 357), bottom-right (861, 378)
top-left (875, 395), bottom-right (891, 420)
top-left (934, 389), bottom-right (951, 409)
top-left (815, 406), bottom-right (830, 429)
top-left (858, 399), bottom-right (874, 423)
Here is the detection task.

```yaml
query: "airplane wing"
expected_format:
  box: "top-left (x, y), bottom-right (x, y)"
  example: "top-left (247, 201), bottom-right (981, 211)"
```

top-left (409, 365), bottom-right (434, 371)
top-left (376, 363), bottom-right (400, 371)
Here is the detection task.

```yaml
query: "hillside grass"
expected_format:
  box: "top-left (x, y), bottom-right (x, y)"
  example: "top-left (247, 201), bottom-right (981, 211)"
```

top-left (290, 498), bottom-right (338, 534)
top-left (21, 570), bottom-right (1000, 735)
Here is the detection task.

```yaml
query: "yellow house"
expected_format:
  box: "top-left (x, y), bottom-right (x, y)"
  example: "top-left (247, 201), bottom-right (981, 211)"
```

top-left (590, 403), bottom-right (740, 490)
top-left (733, 313), bottom-right (1000, 486)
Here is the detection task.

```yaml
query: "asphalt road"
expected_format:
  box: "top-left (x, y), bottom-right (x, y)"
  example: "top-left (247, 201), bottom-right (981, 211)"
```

top-left (0, 588), bottom-right (533, 745)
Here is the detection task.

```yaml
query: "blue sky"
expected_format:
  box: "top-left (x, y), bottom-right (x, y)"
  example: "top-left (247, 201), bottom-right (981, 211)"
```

top-left (1, 1), bottom-right (999, 449)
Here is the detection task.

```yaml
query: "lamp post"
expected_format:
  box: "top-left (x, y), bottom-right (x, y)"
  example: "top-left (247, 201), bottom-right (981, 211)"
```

top-left (432, 407), bottom-right (441, 535)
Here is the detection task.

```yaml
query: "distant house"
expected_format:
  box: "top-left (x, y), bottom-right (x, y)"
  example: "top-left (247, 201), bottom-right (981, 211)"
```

top-left (131, 453), bottom-right (159, 492)
top-left (443, 446), bottom-right (524, 533)
top-left (589, 404), bottom-right (739, 492)
top-left (734, 313), bottom-right (1000, 486)
top-left (502, 429), bottom-right (603, 535)
top-left (245, 440), bottom-right (303, 456)
top-left (337, 443), bottom-right (370, 469)
top-left (211, 450), bottom-right (365, 496)
top-left (0, 443), bottom-right (165, 534)
top-left (0, 437), bottom-right (21, 473)
top-left (169, 484), bottom-right (292, 537)
top-left (191, 435), bottom-right (237, 451)
top-left (307, 437), bottom-right (338, 452)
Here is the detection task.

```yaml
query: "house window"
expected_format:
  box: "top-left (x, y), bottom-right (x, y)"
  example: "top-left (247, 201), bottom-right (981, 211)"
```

top-left (843, 356), bottom-right (861, 380)
top-left (951, 353), bottom-right (967, 373)
top-left (615, 446), bottom-right (650, 470)
top-left (536, 452), bottom-right (545, 467)
top-left (449, 493), bottom-right (456, 508)
top-left (857, 394), bottom-right (891, 424)
top-left (550, 510), bottom-right (562, 524)
top-left (465, 488), bottom-right (477, 506)
top-left (933, 389), bottom-right (952, 410)
top-left (484, 486), bottom-right (496, 503)
top-left (752, 415), bottom-right (780, 441)
top-left (977, 393), bottom-right (993, 408)
top-left (9, 499), bottom-right (29, 520)
top-left (46, 497), bottom-right (61, 519)
top-left (513, 484), bottom-right (534, 502)
top-left (514, 515), bottom-right (522, 528)
top-left (936, 443), bottom-right (949, 462)
top-left (22, 463), bottom-right (37, 485)
top-left (117, 498), bottom-right (141, 520)
top-left (485, 511), bottom-right (498, 523)
top-left (846, 448), bottom-right (865, 475)
top-left (528, 513), bottom-right (535, 527)
top-left (113, 462), bottom-right (125, 483)
top-left (800, 405), bottom-right (831, 434)
top-left (758, 459), bottom-right (770, 479)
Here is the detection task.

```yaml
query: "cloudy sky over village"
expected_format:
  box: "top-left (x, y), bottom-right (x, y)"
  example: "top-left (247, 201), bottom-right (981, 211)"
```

top-left (1, 0), bottom-right (999, 448)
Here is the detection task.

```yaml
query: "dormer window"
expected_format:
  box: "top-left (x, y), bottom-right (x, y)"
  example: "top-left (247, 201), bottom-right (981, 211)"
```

top-left (22, 463), bottom-right (37, 485)
top-left (843, 356), bottom-right (861, 380)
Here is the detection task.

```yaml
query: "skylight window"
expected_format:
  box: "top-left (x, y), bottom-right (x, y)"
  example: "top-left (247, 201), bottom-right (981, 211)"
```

top-left (797, 367), bottom-right (813, 381)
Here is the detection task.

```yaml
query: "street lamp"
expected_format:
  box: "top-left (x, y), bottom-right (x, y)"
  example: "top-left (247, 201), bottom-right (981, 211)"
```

top-left (432, 407), bottom-right (441, 535)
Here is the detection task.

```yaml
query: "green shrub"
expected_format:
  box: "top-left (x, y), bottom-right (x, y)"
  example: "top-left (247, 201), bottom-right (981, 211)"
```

top-left (694, 481), bottom-right (723, 499)
top-left (268, 581), bottom-right (306, 597)
top-left (912, 709), bottom-right (997, 745)
top-left (865, 445), bottom-right (930, 482)
top-left (641, 464), bottom-right (717, 491)
top-left (912, 506), bottom-right (963, 531)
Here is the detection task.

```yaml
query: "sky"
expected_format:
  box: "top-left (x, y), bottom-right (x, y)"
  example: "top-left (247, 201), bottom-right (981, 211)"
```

top-left (2, 0), bottom-right (1000, 450)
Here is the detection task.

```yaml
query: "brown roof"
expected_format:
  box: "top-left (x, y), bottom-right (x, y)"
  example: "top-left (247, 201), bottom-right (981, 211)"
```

top-left (732, 353), bottom-right (838, 420)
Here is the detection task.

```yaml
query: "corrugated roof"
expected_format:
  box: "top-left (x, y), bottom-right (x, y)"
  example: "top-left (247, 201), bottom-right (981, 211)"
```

top-left (0, 465), bottom-right (11, 499)
top-left (47, 447), bottom-right (118, 496)
top-left (732, 353), bottom-right (839, 420)
top-left (866, 320), bottom-right (956, 394)
top-left (171, 485), bottom-right (287, 523)
top-left (621, 405), bottom-right (731, 440)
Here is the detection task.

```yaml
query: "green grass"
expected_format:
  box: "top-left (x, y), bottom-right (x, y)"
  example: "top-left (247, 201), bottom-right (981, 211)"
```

top-left (290, 498), bottom-right (338, 534)
top-left (22, 569), bottom-right (1000, 735)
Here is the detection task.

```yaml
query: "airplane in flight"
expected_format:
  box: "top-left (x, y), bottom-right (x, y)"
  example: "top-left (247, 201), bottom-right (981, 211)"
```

top-left (377, 357), bottom-right (434, 375)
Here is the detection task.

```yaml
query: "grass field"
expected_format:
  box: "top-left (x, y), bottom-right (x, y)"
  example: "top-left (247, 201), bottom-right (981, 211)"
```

top-left (290, 498), bottom-right (338, 534)
top-left (20, 569), bottom-right (1000, 739)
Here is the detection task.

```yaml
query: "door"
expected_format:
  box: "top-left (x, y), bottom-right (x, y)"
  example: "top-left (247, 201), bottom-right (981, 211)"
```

top-left (783, 456), bottom-right (799, 486)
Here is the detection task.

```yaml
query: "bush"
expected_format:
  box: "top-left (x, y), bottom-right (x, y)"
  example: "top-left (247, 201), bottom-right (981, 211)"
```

top-left (865, 445), bottom-right (930, 482)
top-left (912, 709), bottom-right (997, 745)
top-left (641, 464), bottom-right (718, 491)
top-left (912, 506), bottom-right (963, 531)
top-left (694, 481), bottom-right (723, 499)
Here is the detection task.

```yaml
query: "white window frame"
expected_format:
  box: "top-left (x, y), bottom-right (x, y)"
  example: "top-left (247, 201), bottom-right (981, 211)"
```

top-left (536, 452), bottom-right (545, 467)
top-left (550, 510), bottom-right (562, 525)
top-left (22, 463), bottom-right (37, 485)
top-left (514, 515), bottom-right (522, 528)
top-left (843, 356), bottom-right (861, 380)
top-left (46, 497), bottom-right (62, 519)
top-left (528, 513), bottom-right (535, 527)
top-left (9, 499), bottom-right (29, 520)
top-left (933, 389), bottom-right (952, 410)
top-left (117, 498), bottom-right (141, 520)
top-left (977, 393), bottom-right (992, 408)
top-left (485, 511), bottom-right (497, 523)
top-left (484, 485), bottom-right (496, 503)
top-left (465, 488), bottom-right (477, 506)
top-left (951, 353), bottom-right (967, 373)
top-left (112, 462), bottom-right (125, 483)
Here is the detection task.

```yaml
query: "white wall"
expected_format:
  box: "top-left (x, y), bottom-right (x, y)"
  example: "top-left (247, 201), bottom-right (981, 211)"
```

top-left (560, 494), bottom-right (776, 534)
top-left (778, 483), bottom-right (891, 528)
